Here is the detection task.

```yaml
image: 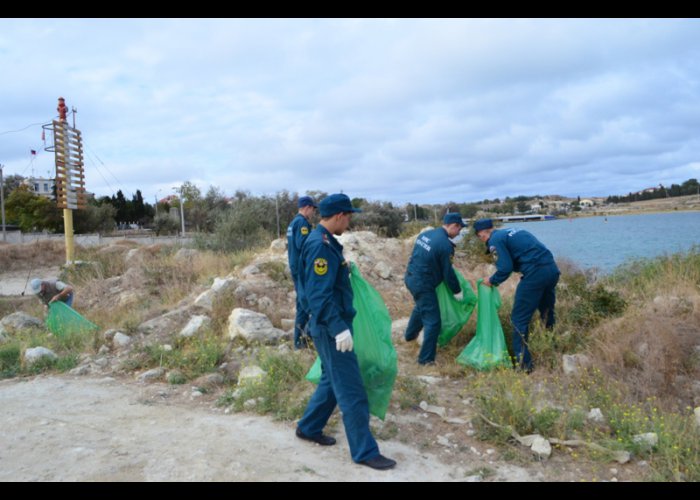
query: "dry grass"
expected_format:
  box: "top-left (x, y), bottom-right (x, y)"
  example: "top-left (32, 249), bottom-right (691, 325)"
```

top-left (0, 240), bottom-right (66, 271)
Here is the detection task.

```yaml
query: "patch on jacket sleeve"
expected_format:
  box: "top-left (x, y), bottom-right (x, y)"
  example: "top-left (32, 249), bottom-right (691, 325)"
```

top-left (314, 258), bottom-right (328, 275)
top-left (301, 226), bottom-right (309, 235)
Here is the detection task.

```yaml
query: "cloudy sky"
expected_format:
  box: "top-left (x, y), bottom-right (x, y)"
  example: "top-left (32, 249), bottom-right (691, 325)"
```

top-left (1, 18), bottom-right (699, 206)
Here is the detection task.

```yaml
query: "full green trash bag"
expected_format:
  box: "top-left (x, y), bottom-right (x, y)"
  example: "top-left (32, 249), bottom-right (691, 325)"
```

top-left (456, 279), bottom-right (511, 370)
top-left (46, 301), bottom-right (100, 338)
top-left (306, 263), bottom-right (397, 420)
top-left (436, 269), bottom-right (477, 347)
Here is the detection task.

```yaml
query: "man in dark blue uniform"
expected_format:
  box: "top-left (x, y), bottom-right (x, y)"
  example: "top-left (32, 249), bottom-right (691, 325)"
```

top-left (295, 193), bottom-right (396, 471)
top-left (404, 212), bottom-right (466, 365)
top-left (286, 195), bottom-right (317, 349)
top-left (475, 218), bottom-right (560, 372)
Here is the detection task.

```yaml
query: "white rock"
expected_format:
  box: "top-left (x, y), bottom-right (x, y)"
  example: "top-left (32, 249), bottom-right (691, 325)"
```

top-left (69, 365), bottom-right (90, 376)
top-left (1, 312), bottom-right (44, 333)
top-left (531, 435), bottom-right (552, 459)
top-left (23, 346), bottom-right (57, 365)
top-left (633, 432), bottom-right (658, 450)
top-left (562, 354), bottom-right (592, 375)
top-left (415, 375), bottom-right (442, 385)
top-left (694, 407), bottom-right (700, 429)
top-left (238, 365), bottom-right (267, 385)
top-left (419, 400), bottom-right (447, 418)
top-left (280, 319), bottom-right (295, 331)
top-left (587, 408), bottom-right (605, 423)
top-left (241, 265), bottom-right (260, 277)
top-left (373, 261), bottom-right (392, 280)
top-left (137, 367), bottom-right (165, 382)
top-left (269, 239), bottom-right (287, 252)
top-left (437, 435), bottom-right (451, 447)
top-left (113, 332), bottom-right (132, 348)
top-left (227, 308), bottom-right (287, 344)
top-left (179, 315), bottom-right (211, 337)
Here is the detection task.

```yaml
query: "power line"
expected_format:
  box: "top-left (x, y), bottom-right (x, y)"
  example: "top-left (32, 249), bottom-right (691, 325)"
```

top-left (0, 121), bottom-right (47, 137)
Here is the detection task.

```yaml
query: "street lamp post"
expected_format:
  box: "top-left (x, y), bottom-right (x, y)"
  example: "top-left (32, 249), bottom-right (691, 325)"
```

top-left (0, 164), bottom-right (6, 242)
top-left (173, 186), bottom-right (185, 236)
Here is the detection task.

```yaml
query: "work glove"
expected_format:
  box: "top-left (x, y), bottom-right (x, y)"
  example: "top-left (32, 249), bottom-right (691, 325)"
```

top-left (453, 291), bottom-right (463, 302)
top-left (335, 329), bottom-right (354, 352)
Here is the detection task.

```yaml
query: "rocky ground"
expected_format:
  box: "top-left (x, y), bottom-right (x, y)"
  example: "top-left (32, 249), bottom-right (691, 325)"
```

top-left (0, 228), bottom-right (686, 482)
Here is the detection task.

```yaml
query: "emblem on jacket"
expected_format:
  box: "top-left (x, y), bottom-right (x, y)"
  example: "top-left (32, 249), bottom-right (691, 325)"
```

top-left (314, 258), bottom-right (328, 275)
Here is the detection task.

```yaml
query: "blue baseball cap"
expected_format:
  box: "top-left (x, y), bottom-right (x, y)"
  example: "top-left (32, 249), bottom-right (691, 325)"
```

top-left (298, 196), bottom-right (317, 208)
top-left (319, 193), bottom-right (362, 217)
top-left (443, 212), bottom-right (466, 228)
top-left (473, 218), bottom-right (494, 233)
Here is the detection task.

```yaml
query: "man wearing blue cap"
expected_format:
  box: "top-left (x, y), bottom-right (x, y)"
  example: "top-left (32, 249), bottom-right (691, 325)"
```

top-left (287, 195), bottom-right (317, 349)
top-left (295, 193), bottom-right (396, 470)
top-left (403, 212), bottom-right (466, 365)
top-left (474, 218), bottom-right (560, 372)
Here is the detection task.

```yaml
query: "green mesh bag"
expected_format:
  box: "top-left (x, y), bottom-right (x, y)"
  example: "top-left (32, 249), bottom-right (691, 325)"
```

top-left (46, 301), bottom-right (100, 338)
top-left (436, 268), bottom-right (477, 347)
top-left (456, 279), bottom-right (511, 370)
top-left (306, 263), bottom-right (397, 420)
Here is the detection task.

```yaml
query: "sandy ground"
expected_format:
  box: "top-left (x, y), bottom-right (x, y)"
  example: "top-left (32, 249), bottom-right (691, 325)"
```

top-left (0, 267), bottom-right (61, 296)
top-left (0, 374), bottom-right (543, 482)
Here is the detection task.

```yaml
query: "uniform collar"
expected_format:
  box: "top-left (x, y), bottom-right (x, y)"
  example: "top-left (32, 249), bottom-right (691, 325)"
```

top-left (318, 224), bottom-right (342, 250)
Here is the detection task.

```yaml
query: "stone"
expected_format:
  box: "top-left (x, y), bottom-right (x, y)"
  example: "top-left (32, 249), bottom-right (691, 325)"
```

top-left (695, 407), bottom-right (700, 429)
top-left (137, 367), bottom-right (166, 382)
top-left (238, 365), bottom-right (266, 385)
top-left (419, 400), bottom-right (447, 418)
top-left (373, 261), bottom-right (392, 279)
top-left (113, 332), bottom-right (132, 348)
top-left (632, 432), bottom-right (658, 450)
top-left (1, 312), bottom-right (44, 334)
top-left (562, 354), bottom-right (592, 375)
top-left (227, 308), bottom-right (287, 344)
top-left (269, 239), bottom-right (287, 253)
top-left (23, 346), bottom-right (57, 365)
top-left (179, 315), bottom-right (211, 337)
top-left (137, 306), bottom-right (192, 336)
top-left (280, 319), bottom-right (295, 331)
top-left (587, 408), bottom-right (605, 423)
top-left (530, 435), bottom-right (552, 459)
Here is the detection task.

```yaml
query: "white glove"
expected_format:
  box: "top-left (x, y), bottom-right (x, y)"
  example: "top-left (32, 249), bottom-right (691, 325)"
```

top-left (454, 291), bottom-right (463, 301)
top-left (335, 329), bottom-right (354, 352)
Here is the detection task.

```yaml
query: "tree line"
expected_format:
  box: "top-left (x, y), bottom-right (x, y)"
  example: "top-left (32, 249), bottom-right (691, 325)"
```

top-left (606, 178), bottom-right (699, 204)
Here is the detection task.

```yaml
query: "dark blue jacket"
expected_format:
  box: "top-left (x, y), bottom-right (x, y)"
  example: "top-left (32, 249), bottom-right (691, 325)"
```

top-left (286, 213), bottom-right (312, 277)
top-left (404, 227), bottom-right (461, 294)
top-left (298, 225), bottom-right (356, 339)
top-left (487, 228), bottom-right (557, 286)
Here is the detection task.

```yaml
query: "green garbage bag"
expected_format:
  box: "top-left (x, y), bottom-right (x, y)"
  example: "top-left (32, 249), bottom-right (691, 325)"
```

top-left (46, 301), bottom-right (100, 338)
top-left (436, 269), bottom-right (477, 347)
top-left (456, 279), bottom-right (511, 370)
top-left (306, 263), bottom-right (398, 420)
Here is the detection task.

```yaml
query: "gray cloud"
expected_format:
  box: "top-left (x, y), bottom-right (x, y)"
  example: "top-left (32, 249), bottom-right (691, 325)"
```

top-left (1, 19), bottom-right (700, 205)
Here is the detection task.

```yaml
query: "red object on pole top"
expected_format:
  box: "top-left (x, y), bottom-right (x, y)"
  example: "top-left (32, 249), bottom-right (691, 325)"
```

top-left (57, 97), bottom-right (68, 122)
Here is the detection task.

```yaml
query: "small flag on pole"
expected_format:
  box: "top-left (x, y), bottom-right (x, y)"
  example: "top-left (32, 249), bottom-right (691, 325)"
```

top-left (31, 149), bottom-right (37, 156)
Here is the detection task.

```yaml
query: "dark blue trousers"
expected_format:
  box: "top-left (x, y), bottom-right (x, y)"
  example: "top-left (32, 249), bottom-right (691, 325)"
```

top-left (292, 274), bottom-right (310, 348)
top-left (297, 327), bottom-right (379, 463)
top-left (511, 263), bottom-right (560, 370)
top-left (404, 287), bottom-right (441, 364)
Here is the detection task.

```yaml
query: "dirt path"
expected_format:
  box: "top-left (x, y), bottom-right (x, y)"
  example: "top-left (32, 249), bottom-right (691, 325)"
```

top-left (0, 267), bottom-right (61, 296)
top-left (0, 374), bottom-right (542, 482)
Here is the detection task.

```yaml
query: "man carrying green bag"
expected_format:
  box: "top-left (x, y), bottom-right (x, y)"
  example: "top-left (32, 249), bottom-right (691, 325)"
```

top-left (457, 279), bottom-right (511, 370)
top-left (306, 262), bottom-right (397, 421)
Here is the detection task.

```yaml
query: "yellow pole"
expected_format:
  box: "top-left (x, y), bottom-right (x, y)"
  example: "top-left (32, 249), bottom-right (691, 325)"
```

top-left (64, 208), bottom-right (75, 264)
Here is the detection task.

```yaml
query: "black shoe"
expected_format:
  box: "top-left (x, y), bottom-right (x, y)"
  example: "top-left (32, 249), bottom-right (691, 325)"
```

top-left (295, 427), bottom-right (336, 446)
top-left (359, 454), bottom-right (396, 470)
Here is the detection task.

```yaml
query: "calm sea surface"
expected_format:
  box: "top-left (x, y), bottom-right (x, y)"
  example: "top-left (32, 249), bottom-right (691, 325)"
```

top-left (501, 211), bottom-right (700, 274)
